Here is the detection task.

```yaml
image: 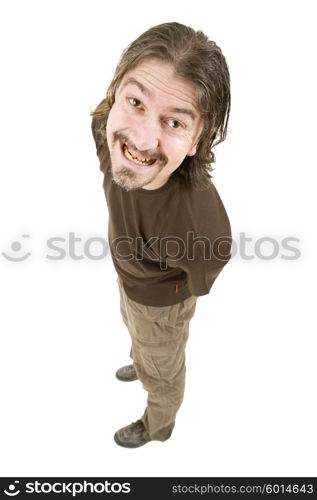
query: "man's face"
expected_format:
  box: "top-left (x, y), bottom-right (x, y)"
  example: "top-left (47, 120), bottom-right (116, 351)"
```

top-left (106, 58), bottom-right (203, 191)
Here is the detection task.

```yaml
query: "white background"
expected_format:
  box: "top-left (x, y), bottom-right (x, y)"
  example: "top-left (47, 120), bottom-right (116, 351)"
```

top-left (0, 0), bottom-right (316, 477)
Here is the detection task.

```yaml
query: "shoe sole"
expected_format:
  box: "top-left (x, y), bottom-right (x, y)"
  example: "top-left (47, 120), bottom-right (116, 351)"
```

top-left (114, 433), bottom-right (150, 448)
top-left (115, 373), bottom-right (138, 382)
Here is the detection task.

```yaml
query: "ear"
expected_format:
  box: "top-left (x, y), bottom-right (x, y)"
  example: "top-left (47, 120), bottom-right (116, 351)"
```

top-left (187, 143), bottom-right (199, 157)
top-left (187, 120), bottom-right (204, 156)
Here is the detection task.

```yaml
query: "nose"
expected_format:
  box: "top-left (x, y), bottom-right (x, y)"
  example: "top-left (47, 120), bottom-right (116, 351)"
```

top-left (130, 117), bottom-right (161, 153)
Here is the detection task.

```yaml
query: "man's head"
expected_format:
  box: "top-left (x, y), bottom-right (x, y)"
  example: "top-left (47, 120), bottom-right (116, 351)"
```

top-left (91, 22), bottom-right (230, 191)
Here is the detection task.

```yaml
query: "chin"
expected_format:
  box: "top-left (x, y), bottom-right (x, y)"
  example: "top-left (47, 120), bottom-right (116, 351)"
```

top-left (112, 170), bottom-right (139, 191)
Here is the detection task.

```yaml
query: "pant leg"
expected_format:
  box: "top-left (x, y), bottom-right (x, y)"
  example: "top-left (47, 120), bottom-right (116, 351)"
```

top-left (117, 276), bottom-right (134, 362)
top-left (117, 276), bottom-right (197, 441)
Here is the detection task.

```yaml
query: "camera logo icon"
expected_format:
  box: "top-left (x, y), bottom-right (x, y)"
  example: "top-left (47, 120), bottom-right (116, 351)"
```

top-left (3, 480), bottom-right (20, 496)
top-left (1, 235), bottom-right (31, 262)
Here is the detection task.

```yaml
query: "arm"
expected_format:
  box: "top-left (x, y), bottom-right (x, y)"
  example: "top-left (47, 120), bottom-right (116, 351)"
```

top-left (167, 232), bottom-right (232, 297)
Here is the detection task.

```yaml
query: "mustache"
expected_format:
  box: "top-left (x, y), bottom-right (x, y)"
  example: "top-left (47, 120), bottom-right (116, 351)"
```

top-left (113, 132), bottom-right (168, 165)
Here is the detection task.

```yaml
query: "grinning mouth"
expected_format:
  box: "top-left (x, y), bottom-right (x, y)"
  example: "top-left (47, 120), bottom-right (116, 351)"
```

top-left (122, 143), bottom-right (156, 166)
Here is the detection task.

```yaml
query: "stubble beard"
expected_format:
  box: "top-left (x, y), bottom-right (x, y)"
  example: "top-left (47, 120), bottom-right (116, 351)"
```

top-left (111, 161), bottom-right (167, 191)
top-left (110, 133), bottom-right (167, 191)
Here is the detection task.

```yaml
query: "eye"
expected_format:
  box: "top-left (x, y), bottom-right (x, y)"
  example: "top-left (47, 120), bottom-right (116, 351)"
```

top-left (167, 119), bottom-right (183, 129)
top-left (128, 97), bottom-right (142, 108)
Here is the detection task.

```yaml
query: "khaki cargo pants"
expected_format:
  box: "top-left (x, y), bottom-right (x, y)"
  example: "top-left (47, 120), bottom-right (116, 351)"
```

top-left (117, 276), bottom-right (197, 441)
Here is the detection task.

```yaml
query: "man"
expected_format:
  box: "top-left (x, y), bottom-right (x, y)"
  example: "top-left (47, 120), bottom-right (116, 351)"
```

top-left (91, 22), bottom-right (232, 448)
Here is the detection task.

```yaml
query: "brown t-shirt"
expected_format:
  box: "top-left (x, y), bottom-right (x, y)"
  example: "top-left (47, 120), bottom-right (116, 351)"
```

top-left (92, 115), bottom-right (232, 306)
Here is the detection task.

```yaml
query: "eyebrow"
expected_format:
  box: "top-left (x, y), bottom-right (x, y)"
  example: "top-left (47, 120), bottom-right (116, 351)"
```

top-left (121, 77), bottom-right (197, 122)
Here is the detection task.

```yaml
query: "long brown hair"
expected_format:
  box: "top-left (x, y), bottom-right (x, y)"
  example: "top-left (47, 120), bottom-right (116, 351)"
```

top-left (91, 22), bottom-right (231, 190)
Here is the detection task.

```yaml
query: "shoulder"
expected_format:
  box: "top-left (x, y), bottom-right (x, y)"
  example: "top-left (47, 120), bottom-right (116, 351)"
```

top-left (182, 179), bottom-right (226, 214)
top-left (181, 180), bottom-right (231, 237)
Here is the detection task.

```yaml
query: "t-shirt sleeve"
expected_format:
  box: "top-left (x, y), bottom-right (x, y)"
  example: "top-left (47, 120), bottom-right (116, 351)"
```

top-left (166, 232), bottom-right (232, 297)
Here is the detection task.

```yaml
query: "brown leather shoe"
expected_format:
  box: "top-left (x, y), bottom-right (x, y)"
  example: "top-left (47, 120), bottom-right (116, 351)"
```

top-left (114, 420), bottom-right (151, 448)
top-left (115, 364), bottom-right (138, 382)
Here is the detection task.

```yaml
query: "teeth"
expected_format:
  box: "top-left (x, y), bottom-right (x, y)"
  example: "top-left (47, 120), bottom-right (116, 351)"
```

top-left (123, 144), bottom-right (155, 166)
